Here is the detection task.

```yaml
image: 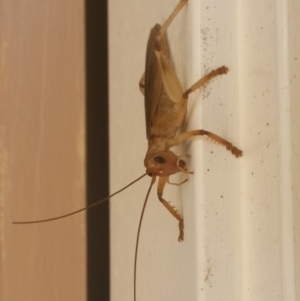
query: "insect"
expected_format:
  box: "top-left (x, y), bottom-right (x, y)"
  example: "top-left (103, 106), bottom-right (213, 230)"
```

top-left (14, 0), bottom-right (242, 300)
top-left (139, 0), bottom-right (242, 242)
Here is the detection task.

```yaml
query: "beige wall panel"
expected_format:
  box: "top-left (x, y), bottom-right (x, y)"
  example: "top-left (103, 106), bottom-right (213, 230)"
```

top-left (0, 1), bottom-right (86, 301)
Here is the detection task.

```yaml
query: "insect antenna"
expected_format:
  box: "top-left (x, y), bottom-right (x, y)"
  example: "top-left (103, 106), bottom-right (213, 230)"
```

top-left (12, 173), bottom-right (147, 224)
top-left (134, 175), bottom-right (156, 301)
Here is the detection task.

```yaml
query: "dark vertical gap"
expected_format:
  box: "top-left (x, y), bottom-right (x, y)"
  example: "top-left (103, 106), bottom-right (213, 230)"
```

top-left (85, 0), bottom-right (109, 301)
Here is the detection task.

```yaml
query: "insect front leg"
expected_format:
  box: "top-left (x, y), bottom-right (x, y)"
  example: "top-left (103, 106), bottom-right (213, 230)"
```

top-left (176, 130), bottom-right (243, 158)
top-left (157, 177), bottom-right (184, 242)
top-left (167, 178), bottom-right (188, 186)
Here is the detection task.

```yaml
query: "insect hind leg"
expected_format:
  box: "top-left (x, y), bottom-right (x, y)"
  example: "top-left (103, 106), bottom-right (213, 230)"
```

top-left (157, 0), bottom-right (188, 40)
top-left (183, 66), bottom-right (228, 99)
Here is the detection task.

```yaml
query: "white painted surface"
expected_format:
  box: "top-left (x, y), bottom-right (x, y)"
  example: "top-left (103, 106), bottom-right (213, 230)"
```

top-left (110, 0), bottom-right (300, 301)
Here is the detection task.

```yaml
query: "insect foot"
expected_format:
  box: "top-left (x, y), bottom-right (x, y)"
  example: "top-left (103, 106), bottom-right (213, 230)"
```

top-left (178, 219), bottom-right (184, 242)
top-left (225, 144), bottom-right (243, 158)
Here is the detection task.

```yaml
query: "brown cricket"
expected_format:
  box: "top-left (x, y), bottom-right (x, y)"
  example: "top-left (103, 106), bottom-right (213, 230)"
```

top-left (13, 0), bottom-right (242, 300)
top-left (139, 0), bottom-right (242, 242)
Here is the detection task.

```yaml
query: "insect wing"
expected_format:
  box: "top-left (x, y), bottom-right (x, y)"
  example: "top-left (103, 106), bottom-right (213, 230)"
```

top-left (144, 24), bottom-right (164, 139)
top-left (144, 24), bottom-right (184, 139)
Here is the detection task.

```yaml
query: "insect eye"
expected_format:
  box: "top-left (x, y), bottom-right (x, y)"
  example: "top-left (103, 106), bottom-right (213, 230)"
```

top-left (154, 156), bottom-right (165, 164)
